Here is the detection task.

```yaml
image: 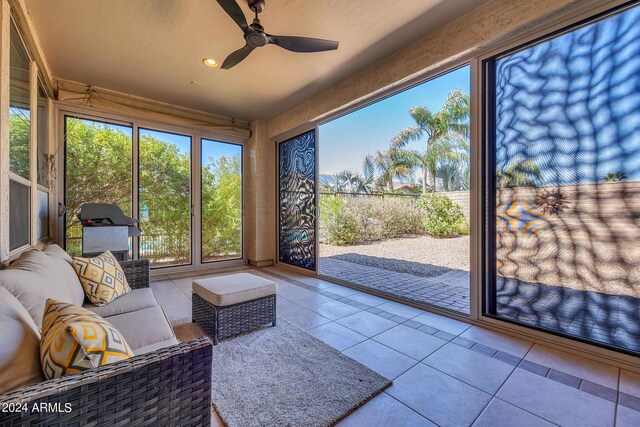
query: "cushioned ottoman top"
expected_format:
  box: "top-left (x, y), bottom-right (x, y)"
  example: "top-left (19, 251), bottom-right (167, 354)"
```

top-left (192, 273), bottom-right (278, 307)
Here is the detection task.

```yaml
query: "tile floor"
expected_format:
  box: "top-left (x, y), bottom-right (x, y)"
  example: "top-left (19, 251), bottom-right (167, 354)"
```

top-left (320, 257), bottom-right (640, 354)
top-left (150, 265), bottom-right (640, 427)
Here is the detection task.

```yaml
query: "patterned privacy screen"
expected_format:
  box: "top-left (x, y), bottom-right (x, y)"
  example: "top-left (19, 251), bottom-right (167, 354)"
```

top-left (488, 5), bottom-right (640, 353)
top-left (278, 130), bottom-right (316, 271)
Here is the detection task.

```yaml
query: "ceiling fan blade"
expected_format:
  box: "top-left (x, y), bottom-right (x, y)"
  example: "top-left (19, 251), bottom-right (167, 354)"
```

top-left (268, 35), bottom-right (339, 53)
top-left (221, 44), bottom-right (255, 69)
top-left (215, 0), bottom-right (248, 32)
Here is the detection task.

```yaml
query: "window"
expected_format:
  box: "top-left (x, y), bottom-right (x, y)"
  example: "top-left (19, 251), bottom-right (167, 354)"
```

top-left (9, 20), bottom-right (32, 250)
top-left (64, 117), bottom-right (133, 256)
top-left (484, 5), bottom-right (640, 353)
top-left (138, 128), bottom-right (192, 267)
top-left (201, 139), bottom-right (242, 263)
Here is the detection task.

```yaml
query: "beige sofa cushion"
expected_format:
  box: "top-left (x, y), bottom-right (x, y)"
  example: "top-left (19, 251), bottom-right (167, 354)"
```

top-left (0, 286), bottom-right (44, 394)
top-left (0, 250), bottom-right (73, 329)
top-left (43, 244), bottom-right (86, 306)
top-left (84, 288), bottom-right (158, 318)
top-left (193, 273), bottom-right (277, 306)
top-left (42, 243), bottom-right (73, 264)
top-left (107, 306), bottom-right (175, 351)
top-left (133, 338), bottom-right (180, 356)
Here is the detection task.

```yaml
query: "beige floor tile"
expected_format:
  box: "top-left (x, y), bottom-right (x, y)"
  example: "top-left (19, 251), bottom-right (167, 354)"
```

top-left (337, 393), bottom-right (435, 427)
top-left (423, 343), bottom-right (516, 394)
top-left (307, 322), bottom-right (367, 351)
top-left (459, 326), bottom-right (533, 358)
top-left (387, 363), bottom-right (492, 427)
top-left (620, 370), bottom-right (640, 398)
top-left (472, 398), bottom-right (554, 427)
top-left (276, 299), bottom-right (331, 330)
top-left (497, 369), bottom-right (615, 427)
top-left (343, 340), bottom-right (418, 380)
top-left (412, 311), bottom-right (471, 335)
top-left (525, 344), bottom-right (619, 389)
top-left (311, 300), bottom-right (361, 320)
top-left (336, 311), bottom-right (396, 337)
top-left (617, 405), bottom-right (640, 427)
top-left (372, 324), bottom-right (447, 360)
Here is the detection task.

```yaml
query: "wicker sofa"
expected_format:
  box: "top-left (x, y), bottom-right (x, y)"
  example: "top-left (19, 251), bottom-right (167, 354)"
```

top-left (0, 245), bottom-right (212, 426)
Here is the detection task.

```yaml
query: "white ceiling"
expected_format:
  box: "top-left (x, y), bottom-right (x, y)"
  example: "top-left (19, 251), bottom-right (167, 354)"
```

top-left (26, 0), bottom-right (489, 121)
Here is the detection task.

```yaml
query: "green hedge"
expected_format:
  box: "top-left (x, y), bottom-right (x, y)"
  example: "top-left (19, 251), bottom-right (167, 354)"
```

top-left (319, 193), bottom-right (469, 245)
top-left (418, 193), bottom-right (469, 238)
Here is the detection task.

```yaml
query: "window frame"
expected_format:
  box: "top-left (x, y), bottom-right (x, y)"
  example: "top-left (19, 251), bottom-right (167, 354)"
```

top-left (200, 138), bottom-right (244, 265)
top-left (56, 104), bottom-right (246, 274)
top-left (6, 15), bottom-right (41, 256)
top-left (479, 1), bottom-right (640, 356)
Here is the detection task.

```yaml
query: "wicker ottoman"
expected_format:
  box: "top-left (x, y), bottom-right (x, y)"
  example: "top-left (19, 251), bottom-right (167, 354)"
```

top-left (192, 273), bottom-right (277, 344)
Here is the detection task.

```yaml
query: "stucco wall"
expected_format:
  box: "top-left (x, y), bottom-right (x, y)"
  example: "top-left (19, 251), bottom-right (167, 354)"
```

top-left (267, 0), bottom-right (597, 139)
top-left (245, 120), bottom-right (276, 265)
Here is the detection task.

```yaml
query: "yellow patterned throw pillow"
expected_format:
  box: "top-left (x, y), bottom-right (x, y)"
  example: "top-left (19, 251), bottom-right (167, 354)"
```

top-left (72, 251), bottom-right (130, 306)
top-left (40, 299), bottom-right (134, 379)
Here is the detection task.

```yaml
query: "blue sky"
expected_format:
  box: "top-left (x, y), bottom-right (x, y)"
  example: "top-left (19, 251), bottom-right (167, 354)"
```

top-left (202, 139), bottom-right (241, 166)
top-left (319, 66), bottom-right (470, 177)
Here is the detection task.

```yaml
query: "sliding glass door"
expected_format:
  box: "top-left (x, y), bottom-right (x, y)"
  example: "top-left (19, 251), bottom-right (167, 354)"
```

top-left (138, 128), bottom-right (192, 268)
top-left (201, 139), bottom-right (242, 262)
top-left (64, 116), bottom-right (133, 256)
top-left (484, 4), bottom-right (640, 354)
top-left (63, 114), bottom-right (243, 269)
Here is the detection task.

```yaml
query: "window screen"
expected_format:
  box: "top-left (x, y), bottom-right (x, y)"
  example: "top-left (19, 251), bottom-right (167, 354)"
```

top-left (485, 5), bottom-right (640, 354)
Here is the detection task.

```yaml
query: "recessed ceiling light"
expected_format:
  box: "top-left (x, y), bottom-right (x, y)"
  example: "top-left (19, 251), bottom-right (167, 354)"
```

top-left (203, 58), bottom-right (219, 68)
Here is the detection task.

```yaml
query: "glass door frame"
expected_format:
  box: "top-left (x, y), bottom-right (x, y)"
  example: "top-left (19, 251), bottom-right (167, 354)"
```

top-left (478, 1), bottom-right (640, 357)
top-left (137, 126), bottom-right (193, 269)
top-left (472, 1), bottom-right (640, 365)
top-left (200, 138), bottom-right (244, 264)
top-left (56, 104), bottom-right (246, 274)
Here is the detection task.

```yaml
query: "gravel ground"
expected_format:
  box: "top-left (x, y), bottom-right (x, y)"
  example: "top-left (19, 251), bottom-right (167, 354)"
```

top-left (320, 225), bottom-right (639, 298)
top-left (320, 235), bottom-right (471, 275)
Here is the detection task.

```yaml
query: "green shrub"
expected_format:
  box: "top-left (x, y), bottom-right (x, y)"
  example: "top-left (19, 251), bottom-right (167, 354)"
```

top-left (374, 198), bottom-right (425, 238)
top-left (319, 194), bottom-right (425, 245)
top-left (324, 209), bottom-right (360, 245)
top-left (419, 193), bottom-right (467, 237)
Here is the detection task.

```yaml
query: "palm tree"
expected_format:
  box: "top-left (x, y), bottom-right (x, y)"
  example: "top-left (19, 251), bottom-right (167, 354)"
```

top-left (604, 171), bottom-right (628, 182)
top-left (436, 157), bottom-right (470, 191)
top-left (363, 150), bottom-right (412, 192)
top-left (496, 159), bottom-right (542, 188)
top-left (390, 89), bottom-right (470, 193)
top-left (330, 170), bottom-right (373, 194)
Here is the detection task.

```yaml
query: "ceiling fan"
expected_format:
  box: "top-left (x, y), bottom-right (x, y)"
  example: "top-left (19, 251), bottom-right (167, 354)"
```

top-left (215, 0), bottom-right (339, 69)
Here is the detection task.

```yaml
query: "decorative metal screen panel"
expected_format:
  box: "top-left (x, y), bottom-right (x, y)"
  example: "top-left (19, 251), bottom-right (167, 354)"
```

top-left (278, 130), bottom-right (316, 270)
top-left (486, 5), bottom-right (640, 353)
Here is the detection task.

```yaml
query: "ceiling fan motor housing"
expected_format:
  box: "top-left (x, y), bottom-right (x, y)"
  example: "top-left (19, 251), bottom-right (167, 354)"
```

top-left (248, 0), bottom-right (265, 13)
top-left (246, 29), bottom-right (268, 47)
